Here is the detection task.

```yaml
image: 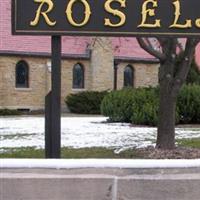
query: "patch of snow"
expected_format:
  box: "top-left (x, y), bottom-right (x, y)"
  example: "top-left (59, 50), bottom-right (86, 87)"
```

top-left (0, 116), bottom-right (200, 151)
top-left (1, 159), bottom-right (200, 169)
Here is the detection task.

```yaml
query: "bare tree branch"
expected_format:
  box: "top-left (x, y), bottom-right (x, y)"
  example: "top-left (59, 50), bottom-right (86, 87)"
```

top-left (179, 38), bottom-right (199, 77)
top-left (156, 38), bottom-right (170, 55)
top-left (172, 38), bottom-right (200, 95)
top-left (136, 37), bottom-right (166, 61)
top-left (144, 38), bottom-right (156, 51)
top-left (176, 39), bottom-right (184, 52)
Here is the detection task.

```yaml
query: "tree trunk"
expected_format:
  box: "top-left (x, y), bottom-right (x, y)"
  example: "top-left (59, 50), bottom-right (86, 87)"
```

top-left (136, 37), bottom-right (199, 150)
top-left (156, 81), bottom-right (177, 149)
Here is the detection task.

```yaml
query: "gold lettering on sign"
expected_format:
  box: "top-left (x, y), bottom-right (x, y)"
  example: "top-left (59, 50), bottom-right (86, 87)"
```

top-left (195, 19), bottom-right (200, 28)
top-left (138, 0), bottom-right (160, 28)
top-left (170, 0), bottom-right (191, 28)
top-left (30, 0), bottom-right (56, 26)
top-left (66, 0), bottom-right (91, 27)
top-left (104, 0), bottom-right (126, 27)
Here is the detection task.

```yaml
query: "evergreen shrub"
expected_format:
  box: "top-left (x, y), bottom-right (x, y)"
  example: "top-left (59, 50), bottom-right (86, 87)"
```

top-left (0, 109), bottom-right (20, 116)
top-left (65, 91), bottom-right (108, 114)
top-left (100, 88), bottom-right (134, 122)
top-left (177, 84), bottom-right (200, 124)
top-left (131, 88), bottom-right (159, 126)
top-left (186, 60), bottom-right (200, 85)
top-left (101, 87), bottom-right (159, 125)
top-left (101, 85), bottom-right (200, 125)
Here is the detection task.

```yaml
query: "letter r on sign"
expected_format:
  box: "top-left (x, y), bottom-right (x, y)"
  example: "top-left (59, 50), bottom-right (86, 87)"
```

top-left (30, 0), bottom-right (56, 26)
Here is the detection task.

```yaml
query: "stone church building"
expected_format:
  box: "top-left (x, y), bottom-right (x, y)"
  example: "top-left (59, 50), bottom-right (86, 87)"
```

top-left (0, 0), bottom-right (199, 111)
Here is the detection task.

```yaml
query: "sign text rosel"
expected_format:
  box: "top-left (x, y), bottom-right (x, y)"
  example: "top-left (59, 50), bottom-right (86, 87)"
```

top-left (13, 0), bottom-right (200, 36)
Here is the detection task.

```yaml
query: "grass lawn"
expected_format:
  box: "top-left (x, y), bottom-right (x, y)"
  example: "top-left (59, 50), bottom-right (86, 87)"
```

top-left (0, 147), bottom-right (143, 159)
top-left (1, 138), bottom-right (200, 158)
top-left (177, 138), bottom-right (200, 148)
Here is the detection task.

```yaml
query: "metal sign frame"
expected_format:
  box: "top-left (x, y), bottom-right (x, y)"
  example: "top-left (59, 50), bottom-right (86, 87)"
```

top-left (12, 0), bottom-right (200, 37)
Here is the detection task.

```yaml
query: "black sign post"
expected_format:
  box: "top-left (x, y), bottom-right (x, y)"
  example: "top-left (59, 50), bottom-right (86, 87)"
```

top-left (45, 36), bottom-right (61, 158)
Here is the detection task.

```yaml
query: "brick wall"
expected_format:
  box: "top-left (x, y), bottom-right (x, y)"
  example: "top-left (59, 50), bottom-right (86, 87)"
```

top-left (0, 56), bottom-right (91, 110)
top-left (0, 54), bottom-right (159, 111)
top-left (117, 63), bottom-right (159, 89)
top-left (90, 37), bottom-right (114, 91)
top-left (61, 59), bottom-right (91, 109)
top-left (0, 56), bottom-right (48, 110)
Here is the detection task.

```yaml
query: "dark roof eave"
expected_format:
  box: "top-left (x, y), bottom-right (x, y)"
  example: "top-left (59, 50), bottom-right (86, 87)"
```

top-left (114, 56), bottom-right (160, 64)
top-left (0, 50), bottom-right (160, 63)
top-left (0, 50), bottom-right (91, 60)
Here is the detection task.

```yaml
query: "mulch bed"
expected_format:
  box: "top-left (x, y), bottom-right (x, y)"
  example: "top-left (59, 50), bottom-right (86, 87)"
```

top-left (135, 146), bottom-right (200, 159)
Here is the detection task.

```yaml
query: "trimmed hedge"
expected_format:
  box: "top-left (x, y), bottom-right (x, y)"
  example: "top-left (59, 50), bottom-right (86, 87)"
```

top-left (0, 109), bottom-right (20, 116)
top-left (100, 88), bottom-right (134, 122)
top-left (101, 87), bottom-right (160, 125)
top-left (130, 87), bottom-right (159, 126)
top-left (186, 60), bottom-right (200, 85)
top-left (65, 91), bottom-right (108, 114)
top-left (178, 84), bottom-right (200, 124)
top-left (101, 84), bottom-right (200, 126)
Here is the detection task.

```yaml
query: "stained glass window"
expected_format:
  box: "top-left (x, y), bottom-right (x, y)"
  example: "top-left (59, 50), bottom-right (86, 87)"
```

top-left (124, 65), bottom-right (134, 87)
top-left (16, 60), bottom-right (29, 88)
top-left (73, 63), bottom-right (84, 88)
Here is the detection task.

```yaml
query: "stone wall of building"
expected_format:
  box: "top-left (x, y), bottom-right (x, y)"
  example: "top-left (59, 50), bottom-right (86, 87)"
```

top-left (0, 56), bottom-right (91, 110)
top-left (61, 59), bottom-right (90, 110)
top-left (0, 56), bottom-right (49, 110)
top-left (90, 37), bottom-right (114, 91)
top-left (0, 53), bottom-right (159, 111)
top-left (117, 62), bottom-right (159, 89)
top-left (0, 62), bottom-right (4, 106)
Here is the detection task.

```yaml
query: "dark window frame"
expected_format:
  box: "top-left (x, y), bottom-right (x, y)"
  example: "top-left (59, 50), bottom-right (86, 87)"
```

top-left (15, 60), bottom-right (29, 88)
top-left (72, 63), bottom-right (85, 89)
top-left (124, 65), bottom-right (134, 87)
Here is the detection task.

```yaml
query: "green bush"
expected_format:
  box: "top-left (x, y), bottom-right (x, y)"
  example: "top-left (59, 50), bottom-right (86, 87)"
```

top-left (101, 87), bottom-right (159, 125)
top-left (186, 60), bottom-right (200, 85)
top-left (101, 88), bottom-right (135, 122)
top-left (177, 84), bottom-right (200, 124)
top-left (0, 109), bottom-right (20, 116)
top-left (65, 91), bottom-right (108, 114)
top-left (101, 85), bottom-right (199, 126)
top-left (131, 88), bottom-right (159, 126)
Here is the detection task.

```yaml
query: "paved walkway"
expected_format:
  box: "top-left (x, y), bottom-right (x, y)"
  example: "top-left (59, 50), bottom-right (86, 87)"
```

top-left (1, 167), bottom-right (200, 200)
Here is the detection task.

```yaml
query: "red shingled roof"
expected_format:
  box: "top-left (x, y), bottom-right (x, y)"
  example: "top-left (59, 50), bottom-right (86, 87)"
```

top-left (0, 0), bottom-right (154, 60)
top-left (0, 0), bottom-right (199, 67)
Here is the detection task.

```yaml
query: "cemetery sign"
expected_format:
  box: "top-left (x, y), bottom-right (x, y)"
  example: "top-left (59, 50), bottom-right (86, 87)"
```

top-left (13, 0), bottom-right (200, 37)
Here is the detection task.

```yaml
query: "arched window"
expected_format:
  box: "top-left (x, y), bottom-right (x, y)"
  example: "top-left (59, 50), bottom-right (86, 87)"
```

top-left (124, 65), bottom-right (134, 87)
top-left (15, 60), bottom-right (29, 88)
top-left (73, 63), bottom-right (84, 89)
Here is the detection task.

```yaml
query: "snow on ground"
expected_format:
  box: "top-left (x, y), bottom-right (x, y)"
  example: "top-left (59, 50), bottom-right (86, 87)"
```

top-left (0, 116), bottom-right (200, 152)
